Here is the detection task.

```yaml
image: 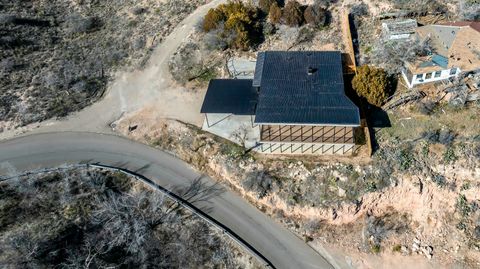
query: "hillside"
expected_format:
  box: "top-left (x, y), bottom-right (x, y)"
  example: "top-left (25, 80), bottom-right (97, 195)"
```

top-left (0, 0), bottom-right (202, 130)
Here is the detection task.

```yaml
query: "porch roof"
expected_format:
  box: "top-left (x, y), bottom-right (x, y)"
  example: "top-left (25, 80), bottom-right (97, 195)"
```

top-left (200, 79), bottom-right (257, 115)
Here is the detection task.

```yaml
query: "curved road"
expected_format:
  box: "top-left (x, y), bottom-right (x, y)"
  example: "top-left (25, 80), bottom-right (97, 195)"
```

top-left (0, 132), bottom-right (336, 269)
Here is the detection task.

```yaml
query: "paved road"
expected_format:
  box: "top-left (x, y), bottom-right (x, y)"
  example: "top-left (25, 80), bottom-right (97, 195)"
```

top-left (0, 132), bottom-right (336, 269)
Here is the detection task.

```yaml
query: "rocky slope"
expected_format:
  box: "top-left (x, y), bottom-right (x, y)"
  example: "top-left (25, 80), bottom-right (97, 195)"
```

top-left (117, 102), bottom-right (480, 268)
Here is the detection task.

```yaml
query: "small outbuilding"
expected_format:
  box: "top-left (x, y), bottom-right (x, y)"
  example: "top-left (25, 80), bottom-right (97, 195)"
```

top-left (382, 19), bottom-right (417, 40)
top-left (402, 21), bottom-right (480, 88)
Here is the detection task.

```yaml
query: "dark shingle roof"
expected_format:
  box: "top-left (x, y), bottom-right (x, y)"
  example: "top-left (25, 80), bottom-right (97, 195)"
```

top-left (253, 51), bottom-right (360, 126)
top-left (200, 79), bottom-right (257, 115)
top-left (252, 52), bottom-right (265, 87)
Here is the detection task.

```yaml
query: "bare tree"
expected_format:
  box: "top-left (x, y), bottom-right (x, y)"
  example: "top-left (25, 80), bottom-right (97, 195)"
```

top-left (1, 167), bottom-right (243, 268)
top-left (459, 0), bottom-right (480, 20)
top-left (92, 190), bottom-right (171, 254)
top-left (231, 124), bottom-right (250, 147)
top-left (370, 37), bottom-right (432, 75)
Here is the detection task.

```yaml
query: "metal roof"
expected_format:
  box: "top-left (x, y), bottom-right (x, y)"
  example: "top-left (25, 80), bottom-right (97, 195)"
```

top-left (252, 52), bottom-right (265, 87)
top-left (418, 54), bottom-right (449, 69)
top-left (200, 79), bottom-right (257, 115)
top-left (382, 19), bottom-right (417, 35)
top-left (253, 51), bottom-right (360, 126)
top-left (439, 21), bottom-right (480, 33)
top-left (432, 54), bottom-right (449, 68)
top-left (417, 25), bottom-right (461, 56)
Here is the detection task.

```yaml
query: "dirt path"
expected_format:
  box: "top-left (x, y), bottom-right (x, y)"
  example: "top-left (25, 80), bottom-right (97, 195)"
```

top-left (0, 0), bottom-right (226, 140)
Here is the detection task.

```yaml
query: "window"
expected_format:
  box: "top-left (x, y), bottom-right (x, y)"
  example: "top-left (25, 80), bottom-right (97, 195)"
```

top-left (425, 73), bottom-right (432, 79)
top-left (434, 71), bottom-right (442, 78)
top-left (450, 68), bottom-right (457, 75)
top-left (416, 74), bottom-right (423, 80)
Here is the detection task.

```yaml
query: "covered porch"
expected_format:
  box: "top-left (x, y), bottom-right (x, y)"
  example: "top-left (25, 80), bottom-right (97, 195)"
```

top-left (200, 79), bottom-right (260, 148)
top-left (260, 125), bottom-right (355, 144)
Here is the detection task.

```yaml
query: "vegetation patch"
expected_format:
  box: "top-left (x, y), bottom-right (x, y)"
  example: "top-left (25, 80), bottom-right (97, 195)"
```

top-left (202, 1), bottom-right (262, 50)
top-left (352, 65), bottom-right (391, 107)
top-left (0, 167), bottom-right (257, 268)
top-left (0, 0), bottom-right (203, 127)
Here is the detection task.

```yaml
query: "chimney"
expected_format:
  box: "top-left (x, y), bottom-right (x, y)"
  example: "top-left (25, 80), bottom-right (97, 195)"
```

top-left (307, 67), bottom-right (316, 75)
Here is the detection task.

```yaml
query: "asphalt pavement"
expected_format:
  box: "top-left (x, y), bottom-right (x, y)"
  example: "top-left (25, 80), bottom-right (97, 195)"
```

top-left (0, 132), bottom-right (337, 269)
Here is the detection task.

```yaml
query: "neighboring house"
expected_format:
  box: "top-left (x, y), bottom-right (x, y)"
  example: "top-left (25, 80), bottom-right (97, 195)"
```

top-left (381, 19), bottom-right (417, 40)
top-left (402, 21), bottom-right (480, 88)
top-left (200, 51), bottom-right (361, 155)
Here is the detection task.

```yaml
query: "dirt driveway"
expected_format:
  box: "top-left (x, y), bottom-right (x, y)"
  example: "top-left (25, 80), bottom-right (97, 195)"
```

top-left (0, 0), bottom-right (226, 140)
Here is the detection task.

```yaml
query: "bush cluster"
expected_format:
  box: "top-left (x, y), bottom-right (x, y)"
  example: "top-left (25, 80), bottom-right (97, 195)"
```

top-left (352, 65), bottom-right (391, 107)
top-left (303, 3), bottom-right (327, 27)
top-left (258, 0), bottom-right (277, 13)
top-left (422, 129), bottom-right (456, 145)
top-left (260, 0), bottom-right (328, 28)
top-left (269, 2), bottom-right (283, 23)
top-left (283, 1), bottom-right (304, 26)
top-left (202, 1), bottom-right (262, 50)
top-left (242, 171), bottom-right (277, 198)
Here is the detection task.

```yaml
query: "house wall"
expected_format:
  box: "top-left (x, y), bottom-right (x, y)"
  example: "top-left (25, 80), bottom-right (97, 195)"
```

top-left (256, 142), bottom-right (355, 155)
top-left (381, 23), bottom-right (414, 40)
top-left (402, 68), bottom-right (460, 88)
top-left (387, 33), bottom-right (412, 40)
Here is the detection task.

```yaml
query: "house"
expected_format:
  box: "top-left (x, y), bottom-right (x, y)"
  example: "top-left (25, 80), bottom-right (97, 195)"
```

top-left (381, 19), bottom-right (417, 40)
top-left (200, 51), bottom-right (361, 155)
top-left (402, 21), bottom-right (480, 88)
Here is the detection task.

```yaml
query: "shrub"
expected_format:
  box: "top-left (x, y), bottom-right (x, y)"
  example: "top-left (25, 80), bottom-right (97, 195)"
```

top-left (422, 129), bottom-right (439, 143)
top-left (456, 194), bottom-right (471, 217)
top-left (296, 26), bottom-right (316, 44)
top-left (220, 142), bottom-right (245, 159)
top-left (269, 2), bottom-right (283, 24)
top-left (242, 171), bottom-right (275, 198)
top-left (438, 129), bottom-right (456, 145)
top-left (371, 244), bottom-right (381, 254)
top-left (443, 146), bottom-right (457, 164)
top-left (203, 8), bottom-right (226, 32)
top-left (65, 15), bottom-right (101, 34)
top-left (461, 0), bottom-right (480, 20)
top-left (423, 129), bottom-right (455, 145)
top-left (283, 0), bottom-right (303, 27)
top-left (432, 173), bottom-right (446, 187)
top-left (416, 100), bottom-right (437, 115)
top-left (168, 42), bottom-right (204, 84)
top-left (203, 28), bottom-right (228, 50)
top-left (202, 1), bottom-right (261, 50)
top-left (259, 0), bottom-right (277, 13)
top-left (131, 7), bottom-right (146, 15)
top-left (263, 22), bottom-right (277, 36)
top-left (352, 65), bottom-right (390, 107)
top-left (351, 2), bottom-right (370, 16)
top-left (392, 244), bottom-right (402, 252)
top-left (303, 4), bottom-right (327, 28)
top-left (316, 0), bottom-right (336, 8)
top-left (474, 144), bottom-right (480, 159)
top-left (389, 0), bottom-right (448, 15)
top-left (398, 147), bottom-right (413, 170)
